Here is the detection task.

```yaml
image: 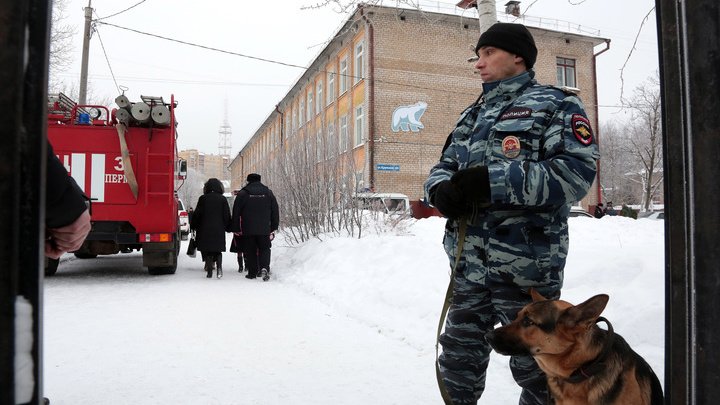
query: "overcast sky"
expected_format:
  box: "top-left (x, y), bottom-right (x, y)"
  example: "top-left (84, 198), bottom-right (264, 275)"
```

top-left (55, 0), bottom-right (658, 156)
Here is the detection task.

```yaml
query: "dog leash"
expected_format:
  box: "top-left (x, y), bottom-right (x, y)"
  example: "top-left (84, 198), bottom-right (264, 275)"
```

top-left (435, 219), bottom-right (467, 405)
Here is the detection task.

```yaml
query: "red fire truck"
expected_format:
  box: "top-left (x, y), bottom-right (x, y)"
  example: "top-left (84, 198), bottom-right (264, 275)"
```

top-left (46, 93), bottom-right (187, 275)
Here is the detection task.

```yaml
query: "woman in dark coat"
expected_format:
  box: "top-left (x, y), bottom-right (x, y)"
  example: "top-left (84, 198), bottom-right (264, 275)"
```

top-left (190, 178), bottom-right (231, 278)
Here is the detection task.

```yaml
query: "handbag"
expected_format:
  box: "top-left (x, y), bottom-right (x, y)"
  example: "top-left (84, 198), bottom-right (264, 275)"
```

top-left (186, 232), bottom-right (197, 257)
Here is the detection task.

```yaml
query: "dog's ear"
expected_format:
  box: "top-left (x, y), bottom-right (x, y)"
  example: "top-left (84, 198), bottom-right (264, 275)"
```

top-left (559, 294), bottom-right (609, 329)
top-left (529, 288), bottom-right (547, 302)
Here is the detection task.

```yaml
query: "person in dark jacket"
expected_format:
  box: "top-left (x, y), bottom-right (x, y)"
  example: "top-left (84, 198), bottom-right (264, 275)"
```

top-left (46, 142), bottom-right (91, 259)
top-left (229, 230), bottom-right (246, 273)
top-left (191, 178), bottom-right (231, 278)
top-left (594, 202), bottom-right (605, 218)
top-left (231, 173), bottom-right (279, 281)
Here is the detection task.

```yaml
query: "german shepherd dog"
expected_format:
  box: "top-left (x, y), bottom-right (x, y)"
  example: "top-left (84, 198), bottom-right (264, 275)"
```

top-left (485, 289), bottom-right (663, 405)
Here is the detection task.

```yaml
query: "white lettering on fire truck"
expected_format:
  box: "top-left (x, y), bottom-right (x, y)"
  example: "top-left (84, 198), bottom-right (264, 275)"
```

top-left (105, 173), bottom-right (128, 184)
top-left (70, 153), bottom-right (85, 191)
top-left (63, 153), bottom-right (107, 202)
top-left (92, 153), bottom-right (105, 203)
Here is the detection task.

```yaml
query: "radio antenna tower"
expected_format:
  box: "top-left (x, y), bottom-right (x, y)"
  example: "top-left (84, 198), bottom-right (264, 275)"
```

top-left (218, 99), bottom-right (232, 157)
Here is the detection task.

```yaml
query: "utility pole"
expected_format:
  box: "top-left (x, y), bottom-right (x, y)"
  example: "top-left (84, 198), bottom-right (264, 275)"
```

top-left (456, 0), bottom-right (498, 32)
top-left (78, 0), bottom-right (93, 105)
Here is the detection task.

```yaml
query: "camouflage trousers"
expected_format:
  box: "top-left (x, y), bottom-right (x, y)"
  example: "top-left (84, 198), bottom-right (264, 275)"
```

top-left (438, 266), bottom-right (561, 404)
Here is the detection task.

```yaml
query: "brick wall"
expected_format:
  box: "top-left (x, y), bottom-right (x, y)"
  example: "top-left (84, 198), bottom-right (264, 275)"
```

top-left (233, 5), bottom-right (604, 207)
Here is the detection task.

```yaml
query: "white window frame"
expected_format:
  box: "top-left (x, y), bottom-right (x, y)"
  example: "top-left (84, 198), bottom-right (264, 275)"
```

top-left (339, 57), bottom-right (348, 94)
top-left (354, 106), bottom-right (364, 147)
top-left (316, 81), bottom-right (323, 114)
top-left (327, 69), bottom-right (335, 105)
top-left (316, 128), bottom-right (323, 162)
top-left (556, 57), bottom-right (577, 88)
top-left (327, 122), bottom-right (336, 155)
top-left (339, 115), bottom-right (349, 152)
top-left (299, 100), bottom-right (305, 128)
top-left (354, 42), bottom-right (364, 84)
top-left (307, 91), bottom-right (314, 122)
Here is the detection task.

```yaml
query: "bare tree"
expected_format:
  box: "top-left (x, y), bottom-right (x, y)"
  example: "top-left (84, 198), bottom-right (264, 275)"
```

top-left (623, 72), bottom-right (663, 211)
top-left (177, 167), bottom-right (205, 210)
top-left (266, 120), bottom-right (411, 245)
top-left (274, 132), bottom-right (363, 244)
top-left (49, 0), bottom-right (76, 90)
top-left (598, 120), bottom-right (636, 205)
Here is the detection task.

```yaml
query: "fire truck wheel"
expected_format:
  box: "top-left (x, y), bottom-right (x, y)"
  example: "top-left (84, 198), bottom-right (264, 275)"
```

top-left (45, 257), bottom-right (59, 276)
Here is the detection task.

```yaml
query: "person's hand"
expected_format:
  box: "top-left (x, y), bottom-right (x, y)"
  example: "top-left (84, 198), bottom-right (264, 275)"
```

top-left (45, 209), bottom-right (91, 259)
top-left (451, 166), bottom-right (491, 205)
top-left (431, 180), bottom-right (466, 219)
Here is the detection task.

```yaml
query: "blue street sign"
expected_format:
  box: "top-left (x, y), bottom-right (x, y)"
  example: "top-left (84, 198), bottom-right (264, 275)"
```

top-left (376, 164), bottom-right (400, 172)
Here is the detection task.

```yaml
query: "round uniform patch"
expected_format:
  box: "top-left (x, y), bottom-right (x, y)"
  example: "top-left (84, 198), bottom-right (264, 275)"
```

top-left (502, 135), bottom-right (521, 159)
top-left (572, 114), bottom-right (593, 145)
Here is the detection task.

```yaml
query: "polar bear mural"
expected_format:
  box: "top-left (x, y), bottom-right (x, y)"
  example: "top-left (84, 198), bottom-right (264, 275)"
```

top-left (391, 101), bottom-right (427, 132)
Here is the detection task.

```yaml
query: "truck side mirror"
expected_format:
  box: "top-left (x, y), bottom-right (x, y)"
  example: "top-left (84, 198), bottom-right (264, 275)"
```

top-left (178, 159), bottom-right (187, 179)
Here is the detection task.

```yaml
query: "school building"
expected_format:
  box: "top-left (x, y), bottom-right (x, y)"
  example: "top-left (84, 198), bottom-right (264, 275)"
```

top-left (228, 4), bottom-right (608, 214)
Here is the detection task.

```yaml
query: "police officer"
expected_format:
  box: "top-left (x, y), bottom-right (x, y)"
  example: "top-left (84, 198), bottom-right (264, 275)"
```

top-left (231, 173), bottom-right (279, 281)
top-left (424, 23), bottom-right (599, 404)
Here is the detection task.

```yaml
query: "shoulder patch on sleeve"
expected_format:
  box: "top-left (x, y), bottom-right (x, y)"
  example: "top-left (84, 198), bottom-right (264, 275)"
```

top-left (572, 114), bottom-right (593, 145)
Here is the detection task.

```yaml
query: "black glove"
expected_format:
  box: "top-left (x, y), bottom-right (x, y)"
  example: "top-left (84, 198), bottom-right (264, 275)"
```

top-left (451, 166), bottom-right (491, 206)
top-left (430, 180), bottom-right (465, 219)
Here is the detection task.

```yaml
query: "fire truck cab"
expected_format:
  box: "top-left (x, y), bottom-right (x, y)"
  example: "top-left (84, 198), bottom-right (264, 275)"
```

top-left (47, 93), bottom-right (186, 275)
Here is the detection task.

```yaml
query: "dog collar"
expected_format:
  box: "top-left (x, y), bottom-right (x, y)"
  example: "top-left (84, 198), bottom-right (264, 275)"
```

top-left (566, 316), bottom-right (615, 384)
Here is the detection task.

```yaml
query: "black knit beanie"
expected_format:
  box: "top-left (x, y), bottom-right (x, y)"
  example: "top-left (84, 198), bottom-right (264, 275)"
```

top-left (475, 23), bottom-right (537, 69)
top-left (246, 173), bottom-right (261, 183)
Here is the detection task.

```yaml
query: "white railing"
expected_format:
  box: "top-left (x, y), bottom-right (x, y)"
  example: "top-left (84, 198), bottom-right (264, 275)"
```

top-left (370, 0), bottom-right (602, 36)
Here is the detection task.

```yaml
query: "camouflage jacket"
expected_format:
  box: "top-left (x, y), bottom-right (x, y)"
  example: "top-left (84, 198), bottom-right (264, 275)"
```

top-left (424, 71), bottom-right (598, 286)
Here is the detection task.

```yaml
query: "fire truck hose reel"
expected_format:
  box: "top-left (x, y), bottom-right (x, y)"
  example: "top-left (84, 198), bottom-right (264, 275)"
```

top-left (130, 102), bottom-right (151, 124)
top-left (116, 123), bottom-right (139, 199)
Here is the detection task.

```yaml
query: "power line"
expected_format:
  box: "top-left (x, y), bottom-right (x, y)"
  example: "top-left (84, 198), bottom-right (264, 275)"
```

top-left (55, 72), bottom-right (289, 87)
top-left (91, 17), bottom-right (120, 94)
top-left (93, 21), bottom-right (481, 98)
top-left (96, 0), bottom-right (148, 21)
top-left (95, 21), bottom-right (312, 71)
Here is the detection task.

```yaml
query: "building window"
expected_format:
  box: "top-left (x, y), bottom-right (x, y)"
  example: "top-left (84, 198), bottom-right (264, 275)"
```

top-left (327, 69), bottom-right (335, 105)
top-left (316, 81), bottom-right (323, 114)
top-left (316, 128), bottom-right (323, 162)
top-left (307, 91), bottom-right (313, 122)
top-left (299, 100), bottom-right (305, 128)
top-left (354, 42), bottom-right (364, 84)
top-left (354, 106), bottom-right (364, 147)
top-left (291, 108), bottom-right (297, 133)
top-left (327, 123), bottom-right (336, 155)
top-left (339, 115), bottom-right (348, 152)
top-left (305, 138), bottom-right (310, 163)
top-left (339, 57), bottom-right (349, 94)
top-left (556, 57), bottom-right (576, 88)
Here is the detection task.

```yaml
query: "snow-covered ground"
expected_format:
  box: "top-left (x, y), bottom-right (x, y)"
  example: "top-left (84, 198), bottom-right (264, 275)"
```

top-left (44, 215), bottom-right (664, 404)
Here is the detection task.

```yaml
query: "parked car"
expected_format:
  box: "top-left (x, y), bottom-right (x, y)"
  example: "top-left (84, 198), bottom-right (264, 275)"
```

top-left (639, 211), bottom-right (665, 220)
top-left (569, 206), bottom-right (594, 218)
top-left (178, 198), bottom-right (189, 240)
top-left (353, 192), bottom-right (411, 215)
